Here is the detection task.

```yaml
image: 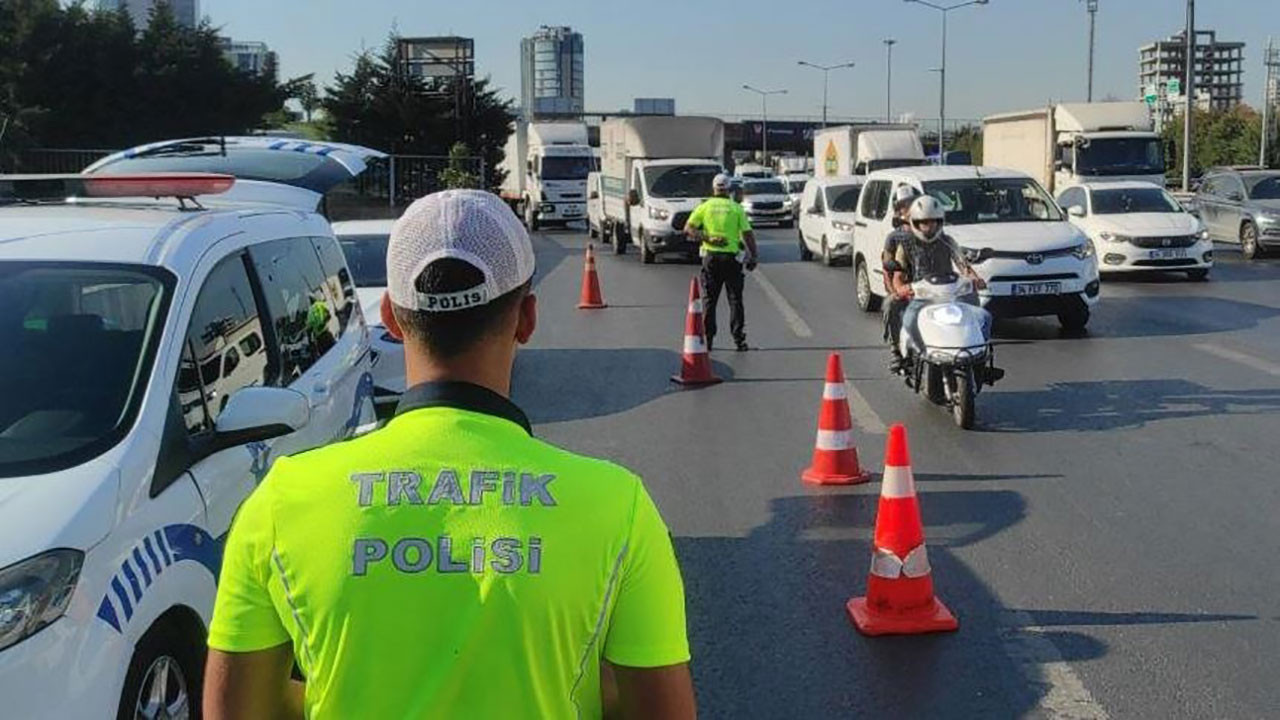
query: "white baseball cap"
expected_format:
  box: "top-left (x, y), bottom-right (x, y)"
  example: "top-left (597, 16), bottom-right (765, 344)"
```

top-left (712, 173), bottom-right (733, 191)
top-left (387, 190), bottom-right (536, 312)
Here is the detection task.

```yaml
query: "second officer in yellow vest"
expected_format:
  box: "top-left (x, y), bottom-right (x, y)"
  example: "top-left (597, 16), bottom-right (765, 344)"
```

top-left (684, 173), bottom-right (759, 351)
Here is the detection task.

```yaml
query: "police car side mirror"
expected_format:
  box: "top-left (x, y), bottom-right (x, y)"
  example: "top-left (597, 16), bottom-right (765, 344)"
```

top-left (212, 387), bottom-right (310, 451)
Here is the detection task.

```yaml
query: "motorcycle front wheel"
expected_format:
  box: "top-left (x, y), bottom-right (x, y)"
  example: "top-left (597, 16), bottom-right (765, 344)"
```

top-left (953, 371), bottom-right (976, 430)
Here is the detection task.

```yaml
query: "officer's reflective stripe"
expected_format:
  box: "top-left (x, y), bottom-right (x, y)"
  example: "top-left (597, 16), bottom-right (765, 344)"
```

top-left (132, 548), bottom-right (152, 587)
top-left (683, 335), bottom-right (707, 354)
top-left (570, 542), bottom-right (629, 717)
top-left (869, 544), bottom-right (931, 579)
top-left (272, 549), bottom-right (317, 675)
top-left (815, 429), bottom-right (853, 450)
top-left (881, 464), bottom-right (916, 498)
top-left (823, 382), bottom-right (848, 400)
top-left (689, 299), bottom-right (703, 314)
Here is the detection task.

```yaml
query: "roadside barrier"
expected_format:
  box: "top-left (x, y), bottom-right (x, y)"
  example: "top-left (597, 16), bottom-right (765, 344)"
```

top-left (671, 277), bottom-right (722, 386)
top-left (802, 353), bottom-right (871, 485)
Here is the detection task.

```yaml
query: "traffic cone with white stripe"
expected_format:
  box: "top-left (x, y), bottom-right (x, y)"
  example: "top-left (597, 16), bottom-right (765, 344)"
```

top-left (671, 277), bottom-right (721, 386)
top-left (802, 353), bottom-right (870, 485)
top-left (847, 424), bottom-right (958, 636)
top-left (577, 243), bottom-right (607, 309)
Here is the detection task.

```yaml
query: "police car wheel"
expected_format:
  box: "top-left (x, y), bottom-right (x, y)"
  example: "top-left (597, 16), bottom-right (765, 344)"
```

top-left (117, 619), bottom-right (203, 720)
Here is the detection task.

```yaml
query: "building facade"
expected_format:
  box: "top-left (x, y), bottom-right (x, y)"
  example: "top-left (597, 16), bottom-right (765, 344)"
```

top-left (520, 26), bottom-right (584, 119)
top-left (1139, 30), bottom-right (1245, 112)
top-left (99, 0), bottom-right (199, 28)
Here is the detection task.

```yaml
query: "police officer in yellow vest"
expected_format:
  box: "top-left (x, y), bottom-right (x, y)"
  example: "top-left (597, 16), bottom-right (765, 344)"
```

top-left (204, 190), bottom-right (695, 720)
top-left (685, 173), bottom-right (759, 351)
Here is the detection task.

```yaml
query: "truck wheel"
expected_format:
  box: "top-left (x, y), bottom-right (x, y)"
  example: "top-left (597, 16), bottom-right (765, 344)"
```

top-left (856, 259), bottom-right (882, 312)
top-left (116, 617), bottom-right (203, 720)
top-left (797, 229), bottom-right (813, 261)
top-left (523, 202), bottom-right (539, 232)
top-left (1241, 221), bottom-right (1262, 260)
top-left (640, 233), bottom-right (655, 264)
top-left (1057, 302), bottom-right (1090, 334)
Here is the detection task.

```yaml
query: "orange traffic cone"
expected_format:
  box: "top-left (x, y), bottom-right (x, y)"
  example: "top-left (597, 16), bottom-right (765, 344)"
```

top-left (577, 243), bottom-right (607, 309)
top-left (802, 353), bottom-right (871, 485)
top-left (846, 424), bottom-right (958, 636)
top-left (671, 277), bottom-right (722, 386)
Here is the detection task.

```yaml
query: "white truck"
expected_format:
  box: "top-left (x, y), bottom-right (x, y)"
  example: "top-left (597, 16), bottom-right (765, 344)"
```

top-left (599, 116), bottom-right (725, 263)
top-left (813, 125), bottom-right (924, 178)
top-left (982, 102), bottom-right (1167, 195)
top-left (499, 120), bottom-right (594, 231)
top-left (774, 155), bottom-right (811, 176)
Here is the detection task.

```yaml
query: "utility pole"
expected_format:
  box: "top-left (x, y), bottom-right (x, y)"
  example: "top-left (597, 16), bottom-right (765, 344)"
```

top-left (797, 60), bottom-right (855, 128)
top-left (1182, 0), bottom-right (1195, 192)
top-left (904, 0), bottom-right (991, 164)
top-left (884, 39), bottom-right (897, 123)
top-left (742, 85), bottom-right (787, 163)
top-left (1262, 37), bottom-right (1278, 168)
top-left (1085, 0), bottom-right (1098, 102)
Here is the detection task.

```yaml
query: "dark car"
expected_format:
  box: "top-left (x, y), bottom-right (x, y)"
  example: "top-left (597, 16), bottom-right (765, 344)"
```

top-left (1193, 168), bottom-right (1280, 259)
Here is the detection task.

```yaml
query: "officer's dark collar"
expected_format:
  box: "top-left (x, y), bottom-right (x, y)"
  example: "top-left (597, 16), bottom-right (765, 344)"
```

top-left (394, 381), bottom-right (533, 435)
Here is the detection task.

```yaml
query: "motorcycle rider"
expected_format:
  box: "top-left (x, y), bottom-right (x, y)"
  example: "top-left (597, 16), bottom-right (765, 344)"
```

top-left (882, 185), bottom-right (921, 371)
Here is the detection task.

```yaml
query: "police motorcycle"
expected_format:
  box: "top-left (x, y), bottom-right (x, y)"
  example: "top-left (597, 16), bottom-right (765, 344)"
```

top-left (894, 273), bottom-right (1003, 429)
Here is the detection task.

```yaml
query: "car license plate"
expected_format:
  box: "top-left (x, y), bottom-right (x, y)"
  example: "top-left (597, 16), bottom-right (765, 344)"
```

top-left (1148, 249), bottom-right (1187, 259)
top-left (562, 204), bottom-right (583, 216)
top-left (1012, 281), bottom-right (1061, 296)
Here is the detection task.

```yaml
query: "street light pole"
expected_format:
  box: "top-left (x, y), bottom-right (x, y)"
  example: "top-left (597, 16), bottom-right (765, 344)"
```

top-left (1182, 0), bottom-right (1194, 192)
top-left (796, 61), bottom-right (855, 128)
top-left (1085, 0), bottom-right (1099, 102)
top-left (904, 0), bottom-right (990, 165)
top-left (884, 39), bottom-right (897, 123)
top-left (742, 84), bottom-right (787, 163)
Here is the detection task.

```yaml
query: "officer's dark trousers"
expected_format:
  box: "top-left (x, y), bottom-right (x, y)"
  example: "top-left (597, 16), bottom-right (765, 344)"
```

top-left (701, 253), bottom-right (745, 344)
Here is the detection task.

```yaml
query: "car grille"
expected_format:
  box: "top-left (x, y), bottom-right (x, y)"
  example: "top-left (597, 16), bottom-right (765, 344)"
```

top-left (1133, 258), bottom-right (1197, 267)
top-left (672, 211), bottom-right (692, 231)
top-left (751, 201), bottom-right (784, 211)
top-left (990, 273), bottom-right (1078, 282)
top-left (1131, 235), bottom-right (1196, 249)
top-left (985, 246), bottom-right (1079, 262)
top-left (559, 193), bottom-right (583, 199)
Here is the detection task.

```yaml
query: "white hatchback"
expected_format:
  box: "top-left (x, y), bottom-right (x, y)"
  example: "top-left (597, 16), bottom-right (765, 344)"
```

top-left (1057, 182), bottom-right (1212, 280)
top-left (332, 219), bottom-right (407, 411)
top-left (797, 176), bottom-right (863, 266)
top-left (0, 142), bottom-right (382, 719)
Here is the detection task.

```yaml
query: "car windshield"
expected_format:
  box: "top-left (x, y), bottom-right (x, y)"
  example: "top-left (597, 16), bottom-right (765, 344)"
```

top-left (1246, 175), bottom-right (1280, 200)
top-left (337, 234), bottom-right (389, 287)
top-left (540, 156), bottom-right (593, 181)
top-left (0, 263), bottom-right (171, 477)
top-left (922, 177), bottom-right (1064, 224)
top-left (786, 178), bottom-right (809, 194)
top-left (1075, 138), bottom-right (1165, 177)
top-left (743, 180), bottom-right (785, 196)
top-left (1091, 187), bottom-right (1181, 214)
top-left (646, 165), bottom-right (721, 198)
top-left (827, 185), bottom-right (862, 212)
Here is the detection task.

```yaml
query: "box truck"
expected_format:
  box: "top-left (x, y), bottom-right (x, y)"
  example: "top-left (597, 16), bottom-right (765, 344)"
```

top-left (982, 102), bottom-right (1166, 194)
top-left (499, 120), bottom-right (594, 230)
top-left (812, 125), bottom-right (924, 178)
top-left (598, 116), bottom-right (725, 263)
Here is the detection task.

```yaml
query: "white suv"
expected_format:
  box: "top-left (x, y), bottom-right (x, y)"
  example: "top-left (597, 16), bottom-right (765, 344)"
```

top-left (0, 142), bottom-right (381, 718)
top-left (852, 166), bottom-right (1101, 331)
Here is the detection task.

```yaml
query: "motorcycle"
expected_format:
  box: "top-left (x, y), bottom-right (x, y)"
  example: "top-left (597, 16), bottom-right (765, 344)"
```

top-left (894, 273), bottom-right (1004, 429)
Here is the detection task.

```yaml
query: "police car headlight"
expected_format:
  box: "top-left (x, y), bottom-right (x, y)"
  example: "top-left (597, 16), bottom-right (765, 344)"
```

top-left (0, 549), bottom-right (82, 651)
top-left (648, 206), bottom-right (670, 221)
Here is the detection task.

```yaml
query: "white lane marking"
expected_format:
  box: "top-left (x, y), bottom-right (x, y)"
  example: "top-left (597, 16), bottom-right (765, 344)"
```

top-left (750, 268), bottom-right (813, 338)
top-left (998, 609), bottom-right (1109, 719)
top-left (1193, 343), bottom-right (1280, 377)
top-left (844, 380), bottom-right (888, 435)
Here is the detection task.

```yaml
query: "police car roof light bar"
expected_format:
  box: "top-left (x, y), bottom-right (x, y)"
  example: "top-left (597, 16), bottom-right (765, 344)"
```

top-left (0, 173), bottom-right (236, 204)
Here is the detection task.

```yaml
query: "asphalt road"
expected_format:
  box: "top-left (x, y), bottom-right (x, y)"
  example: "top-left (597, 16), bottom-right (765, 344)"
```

top-left (513, 223), bottom-right (1280, 719)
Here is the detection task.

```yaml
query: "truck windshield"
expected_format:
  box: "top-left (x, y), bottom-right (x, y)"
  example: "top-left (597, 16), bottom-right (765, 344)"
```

top-left (1246, 175), bottom-right (1280, 200)
top-left (1091, 187), bottom-right (1181, 214)
top-left (922, 177), bottom-right (1064, 224)
top-left (743, 180), bottom-right (785, 196)
top-left (1075, 138), bottom-right (1164, 177)
top-left (646, 165), bottom-right (721, 199)
top-left (0, 262), bottom-right (172, 477)
top-left (827, 185), bottom-right (862, 212)
top-left (540, 156), bottom-right (593, 181)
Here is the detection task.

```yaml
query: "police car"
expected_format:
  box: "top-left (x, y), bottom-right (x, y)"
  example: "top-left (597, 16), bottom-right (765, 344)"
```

top-left (331, 219), bottom-right (406, 413)
top-left (0, 139), bottom-right (382, 718)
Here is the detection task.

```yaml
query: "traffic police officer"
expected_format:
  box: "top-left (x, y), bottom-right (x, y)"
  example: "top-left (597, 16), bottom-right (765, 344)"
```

top-left (685, 173), bottom-right (759, 351)
top-left (204, 190), bottom-right (696, 720)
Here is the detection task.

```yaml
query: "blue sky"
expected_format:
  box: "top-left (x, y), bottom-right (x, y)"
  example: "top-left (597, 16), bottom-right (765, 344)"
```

top-left (204, 0), bottom-right (1278, 122)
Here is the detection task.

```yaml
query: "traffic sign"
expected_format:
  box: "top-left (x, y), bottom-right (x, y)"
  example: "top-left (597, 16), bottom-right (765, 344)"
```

top-left (1167, 78), bottom-right (1182, 98)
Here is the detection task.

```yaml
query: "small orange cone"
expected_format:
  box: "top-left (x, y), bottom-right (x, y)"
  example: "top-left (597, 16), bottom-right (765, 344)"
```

top-left (671, 277), bottom-right (722, 386)
top-left (802, 353), bottom-right (871, 485)
top-left (577, 243), bottom-right (607, 309)
top-left (847, 424), bottom-right (958, 636)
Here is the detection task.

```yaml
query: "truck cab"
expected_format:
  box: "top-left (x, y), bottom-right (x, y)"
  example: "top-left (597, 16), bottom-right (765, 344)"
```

top-left (499, 121), bottom-right (593, 231)
top-left (617, 159), bottom-right (723, 263)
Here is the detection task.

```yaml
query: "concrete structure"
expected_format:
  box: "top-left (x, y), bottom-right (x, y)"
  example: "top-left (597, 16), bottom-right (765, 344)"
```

top-left (99, 0), bottom-right (199, 28)
top-left (520, 26), bottom-right (584, 119)
top-left (1139, 30), bottom-right (1245, 112)
top-left (219, 39), bottom-right (274, 76)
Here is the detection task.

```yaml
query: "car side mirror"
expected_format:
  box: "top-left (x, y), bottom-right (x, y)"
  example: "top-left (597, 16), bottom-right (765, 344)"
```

top-left (1054, 160), bottom-right (1065, 171)
top-left (627, 189), bottom-right (640, 206)
top-left (211, 386), bottom-right (309, 453)
top-left (806, 207), bottom-right (821, 215)
top-left (1226, 190), bottom-right (1244, 202)
top-left (1067, 205), bottom-right (1086, 218)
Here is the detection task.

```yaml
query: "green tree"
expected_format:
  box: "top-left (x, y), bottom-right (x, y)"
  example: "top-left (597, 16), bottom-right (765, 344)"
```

top-left (437, 142), bottom-right (479, 189)
top-left (1162, 105), bottom-right (1263, 181)
top-left (294, 75), bottom-right (320, 123)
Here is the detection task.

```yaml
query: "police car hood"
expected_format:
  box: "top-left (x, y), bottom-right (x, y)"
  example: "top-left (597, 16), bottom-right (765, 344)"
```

top-left (0, 458), bottom-right (118, 565)
top-left (946, 221), bottom-right (1085, 252)
top-left (1089, 212), bottom-right (1201, 236)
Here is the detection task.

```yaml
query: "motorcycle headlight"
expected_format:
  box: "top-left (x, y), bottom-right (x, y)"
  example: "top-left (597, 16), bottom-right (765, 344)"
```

top-left (831, 220), bottom-right (855, 232)
top-left (647, 206), bottom-right (670, 221)
top-left (1073, 242), bottom-right (1096, 260)
top-left (1098, 232), bottom-right (1131, 244)
top-left (961, 246), bottom-right (990, 264)
top-left (0, 549), bottom-right (83, 651)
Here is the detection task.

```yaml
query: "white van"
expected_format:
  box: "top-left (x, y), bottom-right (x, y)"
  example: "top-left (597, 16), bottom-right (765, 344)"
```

top-left (0, 139), bottom-right (383, 718)
top-left (852, 166), bottom-right (1100, 331)
top-left (586, 170), bottom-right (606, 239)
top-left (797, 176), bottom-right (863, 266)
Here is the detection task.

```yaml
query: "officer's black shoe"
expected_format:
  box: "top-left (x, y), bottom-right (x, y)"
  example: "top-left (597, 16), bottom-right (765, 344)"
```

top-left (734, 339), bottom-right (749, 352)
top-left (888, 353), bottom-right (906, 374)
top-left (706, 336), bottom-right (714, 353)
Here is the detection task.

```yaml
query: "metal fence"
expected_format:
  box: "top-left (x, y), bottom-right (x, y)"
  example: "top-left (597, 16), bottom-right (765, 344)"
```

top-left (1, 148), bottom-right (115, 173)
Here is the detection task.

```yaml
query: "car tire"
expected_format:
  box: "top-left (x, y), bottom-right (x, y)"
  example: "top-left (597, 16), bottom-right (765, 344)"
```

top-left (856, 259), bottom-right (882, 312)
top-left (798, 229), bottom-right (813, 261)
top-left (924, 364), bottom-right (946, 405)
top-left (639, 231), bottom-right (655, 264)
top-left (1186, 268), bottom-right (1210, 282)
top-left (1240, 221), bottom-right (1262, 260)
top-left (820, 236), bottom-right (834, 267)
top-left (1057, 302), bottom-right (1090, 333)
top-left (116, 618), bottom-right (203, 720)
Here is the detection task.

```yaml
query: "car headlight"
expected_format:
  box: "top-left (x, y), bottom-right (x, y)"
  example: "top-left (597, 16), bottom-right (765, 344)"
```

top-left (961, 246), bottom-right (991, 264)
top-left (1073, 242), bottom-right (1096, 260)
top-left (647, 206), bottom-right (670, 221)
top-left (1198, 227), bottom-right (1210, 240)
top-left (0, 549), bottom-right (83, 651)
top-left (1258, 213), bottom-right (1280, 225)
top-left (1098, 232), bottom-right (1131, 244)
top-left (831, 220), bottom-right (854, 232)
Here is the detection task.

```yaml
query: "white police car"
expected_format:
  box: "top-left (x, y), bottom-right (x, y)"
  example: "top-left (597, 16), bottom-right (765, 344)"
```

top-left (0, 143), bottom-right (381, 718)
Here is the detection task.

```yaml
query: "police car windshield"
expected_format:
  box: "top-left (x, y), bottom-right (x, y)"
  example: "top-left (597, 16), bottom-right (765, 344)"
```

top-left (338, 235), bottom-right (390, 287)
top-left (646, 165), bottom-right (721, 199)
top-left (0, 262), bottom-right (172, 477)
top-left (921, 178), bottom-right (1064, 225)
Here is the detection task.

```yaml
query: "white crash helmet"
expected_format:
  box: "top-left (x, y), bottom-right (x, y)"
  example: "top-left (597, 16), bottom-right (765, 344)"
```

top-left (908, 195), bottom-right (946, 243)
